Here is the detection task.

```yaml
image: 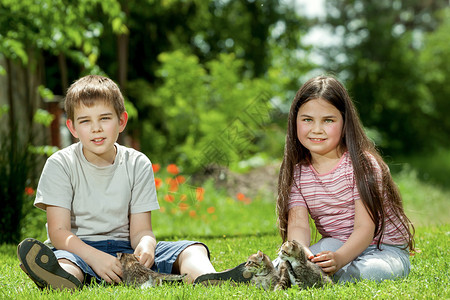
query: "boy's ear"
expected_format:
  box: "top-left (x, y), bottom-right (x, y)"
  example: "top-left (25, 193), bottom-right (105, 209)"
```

top-left (66, 119), bottom-right (79, 138)
top-left (119, 111), bottom-right (128, 133)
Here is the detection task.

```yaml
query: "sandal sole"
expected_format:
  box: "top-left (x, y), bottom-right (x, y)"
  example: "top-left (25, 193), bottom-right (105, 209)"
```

top-left (17, 238), bottom-right (81, 290)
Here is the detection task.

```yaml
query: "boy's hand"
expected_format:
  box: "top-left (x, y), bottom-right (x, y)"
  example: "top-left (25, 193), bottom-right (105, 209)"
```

top-left (134, 241), bottom-right (155, 268)
top-left (89, 251), bottom-right (123, 284)
top-left (310, 251), bottom-right (341, 275)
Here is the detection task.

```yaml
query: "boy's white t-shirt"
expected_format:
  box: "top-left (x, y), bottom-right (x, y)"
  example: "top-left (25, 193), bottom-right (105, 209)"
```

top-left (34, 142), bottom-right (160, 242)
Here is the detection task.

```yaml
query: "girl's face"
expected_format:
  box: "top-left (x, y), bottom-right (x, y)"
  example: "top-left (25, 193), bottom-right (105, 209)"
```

top-left (296, 98), bottom-right (344, 160)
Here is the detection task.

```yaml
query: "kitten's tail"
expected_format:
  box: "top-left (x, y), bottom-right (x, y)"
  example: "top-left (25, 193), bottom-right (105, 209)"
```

top-left (160, 273), bottom-right (186, 283)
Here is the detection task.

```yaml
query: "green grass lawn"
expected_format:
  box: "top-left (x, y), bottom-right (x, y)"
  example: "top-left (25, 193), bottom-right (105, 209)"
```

top-left (2, 161), bottom-right (450, 299)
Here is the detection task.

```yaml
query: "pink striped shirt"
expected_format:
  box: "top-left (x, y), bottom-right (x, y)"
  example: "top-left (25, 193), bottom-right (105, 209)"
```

top-left (288, 152), bottom-right (407, 245)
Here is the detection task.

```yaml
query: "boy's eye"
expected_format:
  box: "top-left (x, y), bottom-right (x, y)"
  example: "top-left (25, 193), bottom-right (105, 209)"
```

top-left (101, 117), bottom-right (111, 120)
top-left (79, 120), bottom-right (89, 124)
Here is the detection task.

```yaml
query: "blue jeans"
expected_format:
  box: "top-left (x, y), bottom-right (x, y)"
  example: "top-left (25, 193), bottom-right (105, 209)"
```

top-left (53, 239), bottom-right (208, 284)
top-left (309, 238), bottom-right (410, 283)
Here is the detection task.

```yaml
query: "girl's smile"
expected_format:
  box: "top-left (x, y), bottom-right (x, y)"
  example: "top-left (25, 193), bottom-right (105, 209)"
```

top-left (296, 98), bottom-right (344, 162)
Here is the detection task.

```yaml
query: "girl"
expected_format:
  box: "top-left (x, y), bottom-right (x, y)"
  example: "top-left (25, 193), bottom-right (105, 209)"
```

top-left (194, 75), bottom-right (415, 286)
top-left (276, 75), bottom-right (415, 282)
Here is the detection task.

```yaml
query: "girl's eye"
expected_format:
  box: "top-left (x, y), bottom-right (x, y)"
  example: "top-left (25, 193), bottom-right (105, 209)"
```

top-left (303, 118), bottom-right (312, 122)
top-left (325, 119), bottom-right (334, 123)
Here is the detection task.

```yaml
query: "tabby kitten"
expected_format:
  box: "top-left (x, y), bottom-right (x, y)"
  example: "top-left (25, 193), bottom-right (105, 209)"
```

top-left (244, 250), bottom-right (291, 291)
top-left (117, 253), bottom-right (186, 288)
top-left (278, 240), bottom-right (333, 289)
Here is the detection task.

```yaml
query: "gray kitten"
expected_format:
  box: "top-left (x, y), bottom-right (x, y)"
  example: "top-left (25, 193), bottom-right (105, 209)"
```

top-left (244, 250), bottom-right (291, 291)
top-left (278, 240), bottom-right (333, 289)
top-left (117, 253), bottom-right (186, 288)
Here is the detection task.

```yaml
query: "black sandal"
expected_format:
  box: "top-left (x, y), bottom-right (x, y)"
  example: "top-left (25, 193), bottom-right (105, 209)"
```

top-left (17, 238), bottom-right (82, 290)
top-left (194, 262), bottom-right (253, 286)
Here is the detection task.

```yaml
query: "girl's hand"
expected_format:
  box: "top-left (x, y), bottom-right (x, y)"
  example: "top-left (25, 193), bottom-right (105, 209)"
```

top-left (89, 251), bottom-right (123, 284)
top-left (310, 251), bottom-right (341, 275)
top-left (304, 247), bottom-right (315, 260)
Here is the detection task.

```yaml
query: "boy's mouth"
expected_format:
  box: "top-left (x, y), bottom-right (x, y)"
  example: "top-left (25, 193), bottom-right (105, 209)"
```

top-left (92, 138), bottom-right (105, 144)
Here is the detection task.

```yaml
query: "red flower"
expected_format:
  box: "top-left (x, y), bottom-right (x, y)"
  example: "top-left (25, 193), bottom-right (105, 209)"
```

top-left (207, 206), bottom-right (215, 214)
top-left (169, 180), bottom-right (179, 192)
top-left (155, 178), bottom-right (163, 190)
top-left (179, 203), bottom-right (189, 211)
top-left (167, 164), bottom-right (179, 175)
top-left (164, 194), bottom-right (175, 203)
top-left (152, 163), bottom-right (161, 173)
top-left (24, 187), bottom-right (35, 196)
top-left (236, 192), bottom-right (251, 204)
top-left (196, 187), bottom-right (205, 201)
top-left (175, 175), bottom-right (186, 185)
top-left (189, 210), bottom-right (197, 218)
top-left (180, 194), bottom-right (188, 202)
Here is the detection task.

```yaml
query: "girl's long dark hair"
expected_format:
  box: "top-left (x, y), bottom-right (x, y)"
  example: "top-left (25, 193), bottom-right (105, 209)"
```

top-left (276, 75), bottom-right (415, 251)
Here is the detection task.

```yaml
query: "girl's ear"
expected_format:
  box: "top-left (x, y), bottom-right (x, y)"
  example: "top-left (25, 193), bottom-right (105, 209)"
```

top-left (118, 111), bottom-right (128, 133)
top-left (66, 119), bottom-right (79, 138)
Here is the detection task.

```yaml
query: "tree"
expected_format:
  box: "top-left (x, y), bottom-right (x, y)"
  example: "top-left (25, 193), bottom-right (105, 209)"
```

top-left (0, 0), bottom-right (126, 243)
top-left (319, 0), bottom-right (448, 155)
top-left (419, 8), bottom-right (450, 149)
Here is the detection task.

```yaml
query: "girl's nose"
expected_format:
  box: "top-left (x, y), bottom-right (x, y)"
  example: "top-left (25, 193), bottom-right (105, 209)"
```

top-left (311, 121), bottom-right (324, 133)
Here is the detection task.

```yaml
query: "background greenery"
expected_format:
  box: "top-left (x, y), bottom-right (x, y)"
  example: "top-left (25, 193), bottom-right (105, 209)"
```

top-left (0, 2), bottom-right (449, 298)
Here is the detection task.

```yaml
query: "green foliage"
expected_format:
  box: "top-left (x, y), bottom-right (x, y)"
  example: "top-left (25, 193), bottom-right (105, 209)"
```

top-left (0, 105), bottom-right (60, 244)
top-left (128, 50), bottom-right (280, 171)
top-left (320, 0), bottom-right (449, 155)
top-left (0, 0), bottom-right (126, 68)
top-left (394, 165), bottom-right (450, 226)
top-left (32, 109), bottom-right (54, 127)
top-left (0, 126), bottom-right (31, 244)
top-left (419, 8), bottom-right (450, 148)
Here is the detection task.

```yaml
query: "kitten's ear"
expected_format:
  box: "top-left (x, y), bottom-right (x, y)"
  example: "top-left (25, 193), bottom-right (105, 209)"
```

top-left (117, 253), bottom-right (122, 259)
top-left (257, 250), bottom-right (263, 258)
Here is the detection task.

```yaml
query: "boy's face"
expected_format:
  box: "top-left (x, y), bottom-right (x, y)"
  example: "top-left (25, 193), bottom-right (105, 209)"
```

top-left (66, 101), bottom-right (128, 166)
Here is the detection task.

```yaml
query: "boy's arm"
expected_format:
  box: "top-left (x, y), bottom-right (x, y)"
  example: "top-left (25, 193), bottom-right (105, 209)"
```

top-left (46, 205), bottom-right (123, 283)
top-left (129, 212), bottom-right (156, 268)
top-left (287, 205), bottom-right (314, 259)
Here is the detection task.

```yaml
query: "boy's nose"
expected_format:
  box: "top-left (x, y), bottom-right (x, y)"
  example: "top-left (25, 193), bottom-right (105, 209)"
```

top-left (91, 122), bottom-right (103, 132)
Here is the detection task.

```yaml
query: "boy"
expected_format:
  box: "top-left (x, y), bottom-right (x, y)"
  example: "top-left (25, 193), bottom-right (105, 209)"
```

top-left (17, 75), bottom-right (215, 290)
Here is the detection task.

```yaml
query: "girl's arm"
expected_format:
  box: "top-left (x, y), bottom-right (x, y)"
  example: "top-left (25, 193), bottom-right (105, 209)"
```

top-left (46, 205), bottom-right (123, 283)
top-left (287, 205), bottom-right (314, 259)
top-left (311, 199), bottom-right (375, 274)
top-left (129, 212), bottom-right (157, 268)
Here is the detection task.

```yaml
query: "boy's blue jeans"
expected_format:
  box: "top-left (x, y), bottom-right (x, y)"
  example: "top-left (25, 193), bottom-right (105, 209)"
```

top-left (53, 239), bottom-right (208, 283)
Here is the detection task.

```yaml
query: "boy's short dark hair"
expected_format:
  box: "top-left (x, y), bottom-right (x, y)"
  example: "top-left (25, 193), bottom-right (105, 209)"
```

top-left (64, 75), bottom-right (125, 121)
